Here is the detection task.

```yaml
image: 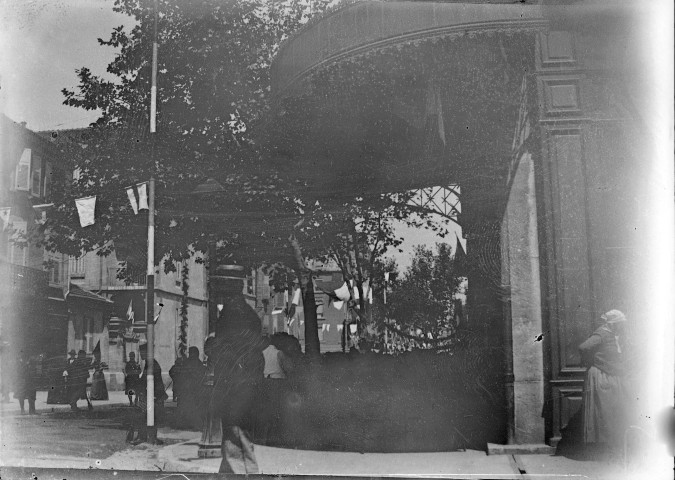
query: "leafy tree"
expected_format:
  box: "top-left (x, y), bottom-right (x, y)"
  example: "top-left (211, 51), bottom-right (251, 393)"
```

top-left (376, 243), bottom-right (463, 352)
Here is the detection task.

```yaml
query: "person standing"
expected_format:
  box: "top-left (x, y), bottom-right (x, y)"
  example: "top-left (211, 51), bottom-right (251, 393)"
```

top-left (126, 343), bottom-right (168, 444)
top-left (210, 294), bottom-right (266, 474)
top-left (181, 346), bottom-right (206, 429)
top-left (68, 349), bottom-right (93, 412)
top-left (260, 336), bottom-right (292, 444)
top-left (124, 352), bottom-right (141, 407)
top-left (579, 309), bottom-right (632, 455)
top-left (14, 354), bottom-right (37, 414)
top-left (169, 355), bottom-right (185, 404)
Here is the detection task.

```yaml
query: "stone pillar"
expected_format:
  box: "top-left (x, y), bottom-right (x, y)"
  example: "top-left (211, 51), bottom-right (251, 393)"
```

top-left (501, 152), bottom-right (545, 444)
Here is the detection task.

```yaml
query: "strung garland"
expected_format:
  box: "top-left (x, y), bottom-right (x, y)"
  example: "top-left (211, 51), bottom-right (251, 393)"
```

top-left (178, 261), bottom-right (190, 358)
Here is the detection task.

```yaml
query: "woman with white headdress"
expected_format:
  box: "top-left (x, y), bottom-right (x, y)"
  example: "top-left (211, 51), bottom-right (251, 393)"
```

top-left (579, 309), bottom-right (631, 453)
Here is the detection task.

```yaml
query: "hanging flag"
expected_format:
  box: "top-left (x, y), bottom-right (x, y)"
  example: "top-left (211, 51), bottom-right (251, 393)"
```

top-left (291, 288), bottom-right (301, 306)
top-left (333, 300), bottom-right (344, 310)
top-left (0, 207), bottom-right (10, 229)
top-left (75, 196), bottom-right (96, 227)
top-left (126, 182), bottom-right (149, 214)
top-left (334, 282), bottom-right (350, 301)
top-left (337, 324), bottom-right (344, 333)
top-left (137, 183), bottom-right (148, 211)
top-left (126, 300), bottom-right (135, 323)
top-left (92, 340), bottom-right (101, 363)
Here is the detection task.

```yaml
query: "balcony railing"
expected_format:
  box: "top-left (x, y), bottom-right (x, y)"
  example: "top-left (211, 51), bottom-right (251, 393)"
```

top-left (106, 267), bottom-right (146, 287)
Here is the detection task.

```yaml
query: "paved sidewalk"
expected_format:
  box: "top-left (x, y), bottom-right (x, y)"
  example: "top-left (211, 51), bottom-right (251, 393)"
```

top-left (156, 437), bottom-right (672, 479)
top-left (0, 389), bottom-right (175, 416)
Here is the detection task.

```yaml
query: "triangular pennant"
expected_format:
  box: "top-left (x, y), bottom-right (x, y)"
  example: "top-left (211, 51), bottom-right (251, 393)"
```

top-left (75, 196), bottom-right (96, 227)
top-left (333, 300), bottom-right (344, 310)
top-left (93, 340), bottom-right (101, 363)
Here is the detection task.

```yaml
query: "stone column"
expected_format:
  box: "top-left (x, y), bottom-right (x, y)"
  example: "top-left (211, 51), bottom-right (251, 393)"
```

top-left (501, 152), bottom-right (546, 445)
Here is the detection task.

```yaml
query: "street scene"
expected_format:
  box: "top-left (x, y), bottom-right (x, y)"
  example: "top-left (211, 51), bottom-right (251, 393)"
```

top-left (0, 0), bottom-right (672, 479)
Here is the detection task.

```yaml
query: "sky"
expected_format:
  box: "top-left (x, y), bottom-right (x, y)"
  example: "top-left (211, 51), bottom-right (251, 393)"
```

top-left (0, 0), bottom-right (462, 270)
top-left (0, 0), bottom-right (134, 131)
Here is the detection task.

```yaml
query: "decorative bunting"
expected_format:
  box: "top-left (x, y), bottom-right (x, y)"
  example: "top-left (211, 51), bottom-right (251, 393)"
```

top-left (337, 324), bottom-right (344, 332)
top-left (349, 324), bottom-right (357, 334)
top-left (332, 300), bottom-right (344, 310)
top-left (75, 196), bottom-right (96, 227)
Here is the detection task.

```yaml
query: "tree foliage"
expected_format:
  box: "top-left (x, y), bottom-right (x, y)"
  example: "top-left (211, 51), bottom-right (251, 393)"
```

top-left (372, 243), bottom-right (463, 352)
top-left (42, 0), bottom-right (331, 272)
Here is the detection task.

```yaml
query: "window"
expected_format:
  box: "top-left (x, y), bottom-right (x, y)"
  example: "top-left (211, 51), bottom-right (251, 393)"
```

top-left (69, 255), bottom-right (85, 279)
top-left (175, 261), bottom-right (182, 287)
top-left (15, 149), bottom-right (31, 191)
top-left (31, 155), bottom-right (42, 197)
top-left (43, 162), bottom-right (52, 199)
top-left (49, 260), bottom-right (61, 284)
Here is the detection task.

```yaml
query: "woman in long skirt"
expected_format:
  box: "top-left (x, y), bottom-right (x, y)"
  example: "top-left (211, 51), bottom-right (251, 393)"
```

top-left (579, 309), bottom-right (631, 454)
top-left (90, 362), bottom-right (109, 400)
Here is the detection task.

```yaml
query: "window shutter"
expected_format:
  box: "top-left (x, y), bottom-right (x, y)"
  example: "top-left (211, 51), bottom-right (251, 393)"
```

top-left (14, 149), bottom-right (31, 191)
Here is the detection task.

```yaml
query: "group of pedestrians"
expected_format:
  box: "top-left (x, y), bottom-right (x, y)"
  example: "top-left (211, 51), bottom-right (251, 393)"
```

top-left (169, 346), bottom-right (206, 429)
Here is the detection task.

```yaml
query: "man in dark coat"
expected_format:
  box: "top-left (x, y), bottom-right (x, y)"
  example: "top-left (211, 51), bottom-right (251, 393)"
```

top-left (124, 352), bottom-right (141, 407)
top-left (67, 350), bottom-right (93, 411)
top-left (179, 346), bottom-right (206, 429)
top-left (210, 294), bottom-right (266, 474)
top-left (126, 343), bottom-right (168, 444)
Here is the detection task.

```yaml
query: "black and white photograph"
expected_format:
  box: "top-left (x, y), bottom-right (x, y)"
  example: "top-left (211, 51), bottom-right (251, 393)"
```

top-left (0, 1), bottom-right (672, 479)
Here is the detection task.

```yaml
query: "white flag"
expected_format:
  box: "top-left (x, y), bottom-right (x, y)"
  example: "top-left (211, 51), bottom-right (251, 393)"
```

top-left (337, 324), bottom-right (344, 332)
top-left (137, 183), bottom-right (148, 211)
top-left (0, 207), bottom-right (10, 229)
top-left (75, 196), bottom-right (96, 227)
top-left (334, 282), bottom-right (350, 301)
top-left (291, 288), bottom-right (301, 306)
top-left (126, 300), bottom-right (135, 323)
top-left (333, 300), bottom-right (344, 310)
top-left (126, 182), bottom-right (148, 214)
